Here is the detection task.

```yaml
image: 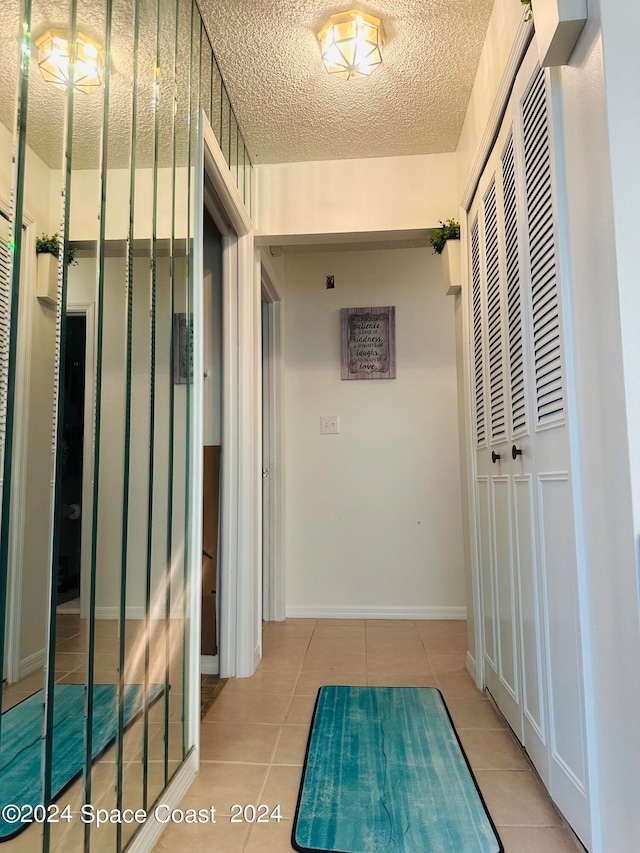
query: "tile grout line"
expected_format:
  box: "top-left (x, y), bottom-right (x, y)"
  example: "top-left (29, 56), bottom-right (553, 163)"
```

top-left (242, 625), bottom-right (313, 852)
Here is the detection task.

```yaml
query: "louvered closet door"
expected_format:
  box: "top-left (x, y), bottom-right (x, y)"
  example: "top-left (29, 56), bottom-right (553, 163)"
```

top-left (471, 108), bottom-right (524, 742)
top-left (517, 51), bottom-right (590, 848)
top-left (500, 105), bottom-right (551, 787)
top-left (470, 41), bottom-right (591, 849)
top-left (0, 214), bottom-right (11, 677)
top-left (0, 213), bottom-right (11, 499)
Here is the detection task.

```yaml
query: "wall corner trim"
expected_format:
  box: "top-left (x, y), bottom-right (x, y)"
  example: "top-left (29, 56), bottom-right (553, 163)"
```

top-left (460, 14), bottom-right (534, 211)
top-left (126, 749), bottom-right (198, 853)
top-left (466, 650), bottom-right (478, 685)
top-left (200, 655), bottom-right (219, 675)
top-left (19, 649), bottom-right (46, 680)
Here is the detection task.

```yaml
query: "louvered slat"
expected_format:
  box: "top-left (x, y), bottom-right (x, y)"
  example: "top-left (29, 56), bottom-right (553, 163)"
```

top-left (471, 218), bottom-right (486, 446)
top-left (522, 68), bottom-right (564, 426)
top-left (484, 180), bottom-right (506, 442)
top-left (0, 220), bottom-right (11, 459)
top-left (501, 131), bottom-right (527, 436)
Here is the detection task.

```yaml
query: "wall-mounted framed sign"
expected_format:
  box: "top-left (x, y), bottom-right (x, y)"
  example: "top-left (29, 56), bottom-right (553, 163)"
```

top-left (340, 306), bottom-right (396, 380)
top-left (173, 312), bottom-right (194, 384)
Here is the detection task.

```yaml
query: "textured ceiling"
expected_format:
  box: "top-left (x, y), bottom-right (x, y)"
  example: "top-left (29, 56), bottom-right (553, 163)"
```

top-left (0, 0), bottom-right (193, 170)
top-left (199, 0), bottom-right (495, 163)
top-left (0, 0), bottom-right (494, 169)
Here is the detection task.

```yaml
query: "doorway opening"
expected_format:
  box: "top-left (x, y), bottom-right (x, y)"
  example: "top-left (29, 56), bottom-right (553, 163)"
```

top-left (261, 295), bottom-right (271, 621)
top-left (200, 206), bottom-right (223, 675)
top-left (56, 313), bottom-right (86, 612)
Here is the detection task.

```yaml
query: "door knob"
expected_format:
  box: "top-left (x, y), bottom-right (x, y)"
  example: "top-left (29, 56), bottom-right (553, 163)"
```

top-left (491, 451), bottom-right (501, 464)
top-left (512, 445), bottom-right (522, 460)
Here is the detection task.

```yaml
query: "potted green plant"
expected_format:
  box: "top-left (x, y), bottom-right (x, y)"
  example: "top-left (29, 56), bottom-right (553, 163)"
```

top-left (430, 219), bottom-right (461, 295)
top-left (35, 233), bottom-right (77, 304)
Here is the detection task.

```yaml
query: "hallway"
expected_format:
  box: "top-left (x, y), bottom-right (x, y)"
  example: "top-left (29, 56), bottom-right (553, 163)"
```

top-left (155, 619), bottom-right (582, 852)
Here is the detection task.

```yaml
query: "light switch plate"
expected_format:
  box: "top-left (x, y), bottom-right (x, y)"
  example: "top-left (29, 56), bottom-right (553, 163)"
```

top-left (320, 415), bottom-right (340, 434)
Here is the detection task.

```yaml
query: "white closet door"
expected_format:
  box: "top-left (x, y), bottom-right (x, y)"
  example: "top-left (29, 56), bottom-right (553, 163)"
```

top-left (469, 40), bottom-right (591, 849)
top-left (503, 83), bottom-right (551, 787)
top-left (517, 54), bottom-right (590, 847)
top-left (470, 122), bottom-right (523, 740)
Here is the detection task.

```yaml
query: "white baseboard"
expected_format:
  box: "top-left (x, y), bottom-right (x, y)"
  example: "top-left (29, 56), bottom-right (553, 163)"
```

top-left (126, 748), bottom-right (198, 853)
top-left (19, 649), bottom-right (45, 679)
top-left (94, 607), bottom-right (180, 621)
top-left (56, 599), bottom-right (80, 615)
top-left (200, 654), bottom-right (219, 675)
top-left (95, 606), bottom-right (144, 620)
top-left (466, 650), bottom-right (477, 684)
top-left (285, 605), bottom-right (467, 620)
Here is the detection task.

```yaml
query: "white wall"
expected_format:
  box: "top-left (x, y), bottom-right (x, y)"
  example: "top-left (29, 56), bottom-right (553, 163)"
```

top-left (283, 247), bottom-right (466, 618)
top-left (18, 292), bottom-right (56, 667)
top-left (255, 153), bottom-right (458, 240)
top-left (550, 4), bottom-right (640, 849)
top-left (0, 121), bottom-right (54, 230)
top-left (66, 255), bottom-right (189, 620)
top-left (61, 168), bottom-right (191, 242)
top-left (600, 3), bottom-right (640, 553)
top-left (0, 122), bottom-right (59, 670)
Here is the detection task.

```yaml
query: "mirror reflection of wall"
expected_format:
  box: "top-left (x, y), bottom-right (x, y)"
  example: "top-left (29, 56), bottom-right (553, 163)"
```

top-left (0, 0), bottom-right (250, 847)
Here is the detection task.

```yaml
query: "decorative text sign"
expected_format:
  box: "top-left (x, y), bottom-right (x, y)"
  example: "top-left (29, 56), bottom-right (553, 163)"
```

top-left (340, 306), bottom-right (396, 380)
top-left (173, 313), bottom-right (194, 384)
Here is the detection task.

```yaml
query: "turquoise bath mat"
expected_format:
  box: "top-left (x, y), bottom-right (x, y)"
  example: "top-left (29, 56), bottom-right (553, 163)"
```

top-left (0, 682), bottom-right (163, 841)
top-left (293, 686), bottom-right (502, 853)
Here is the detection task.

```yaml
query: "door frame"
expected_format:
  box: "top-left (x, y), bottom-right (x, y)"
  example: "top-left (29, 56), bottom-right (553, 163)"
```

top-left (197, 110), bottom-right (258, 686)
top-left (260, 262), bottom-right (284, 622)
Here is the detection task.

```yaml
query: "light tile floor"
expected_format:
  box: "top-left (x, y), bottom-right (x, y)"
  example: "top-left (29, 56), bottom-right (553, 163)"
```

top-left (155, 619), bottom-right (585, 853)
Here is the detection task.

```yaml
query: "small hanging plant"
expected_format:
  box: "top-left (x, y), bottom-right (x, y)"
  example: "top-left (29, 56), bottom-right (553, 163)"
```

top-left (429, 219), bottom-right (460, 255)
top-left (35, 233), bottom-right (78, 266)
top-left (521, 0), bottom-right (533, 21)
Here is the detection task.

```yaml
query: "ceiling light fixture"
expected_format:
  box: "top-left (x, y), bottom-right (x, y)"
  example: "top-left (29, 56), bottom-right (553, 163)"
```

top-left (317, 10), bottom-right (385, 80)
top-left (35, 29), bottom-right (104, 94)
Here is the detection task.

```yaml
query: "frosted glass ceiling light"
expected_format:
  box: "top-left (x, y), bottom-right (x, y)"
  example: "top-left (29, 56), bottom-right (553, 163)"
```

top-left (36, 29), bottom-right (104, 94)
top-left (317, 10), bottom-right (384, 80)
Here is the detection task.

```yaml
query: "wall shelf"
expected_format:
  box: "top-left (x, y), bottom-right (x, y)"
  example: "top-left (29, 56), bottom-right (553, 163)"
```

top-left (532, 0), bottom-right (588, 67)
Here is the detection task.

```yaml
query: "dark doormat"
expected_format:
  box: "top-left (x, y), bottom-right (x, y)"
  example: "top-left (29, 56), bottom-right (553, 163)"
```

top-left (200, 674), bottom-right (227, 719)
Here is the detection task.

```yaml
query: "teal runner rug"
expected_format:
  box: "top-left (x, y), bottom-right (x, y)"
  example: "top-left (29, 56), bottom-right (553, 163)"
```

top-left (0, 682), bottom-right (163, 841)
top-left (293, 686), bottom-right (502, 853)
